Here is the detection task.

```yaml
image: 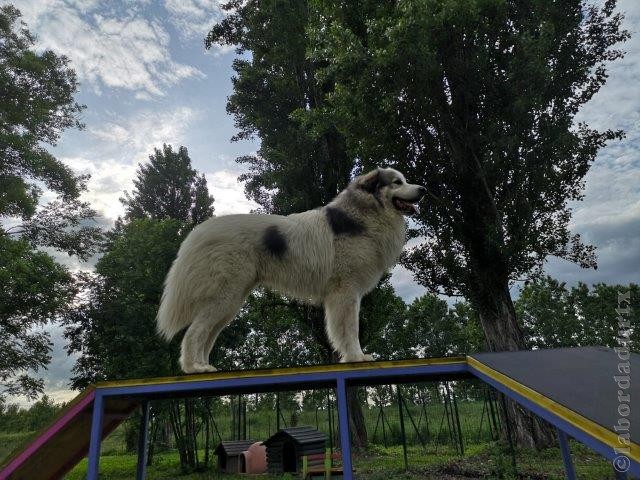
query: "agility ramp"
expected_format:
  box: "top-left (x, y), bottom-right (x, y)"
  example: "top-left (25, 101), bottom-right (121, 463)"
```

top-left (1, 347), bottom-right (637, 480)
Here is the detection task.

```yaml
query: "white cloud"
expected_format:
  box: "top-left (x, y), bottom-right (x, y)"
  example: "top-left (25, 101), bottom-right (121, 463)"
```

top-left (89, 106), bottom-right (199, 162)
top-left (164, 0), bottom-right (224, 39)
top-left (206, 170), bottom-right (259, 215)
top-left (18, 0), bottom-right (204, 97)
top-left (64, 157), bottom-right (137, 221)
top-left (389, 264), bottom-right (425, 303)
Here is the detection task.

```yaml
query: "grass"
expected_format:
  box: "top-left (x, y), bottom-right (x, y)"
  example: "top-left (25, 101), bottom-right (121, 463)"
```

top-left (57, 441), bottom-right (618, 479)
top-left (0, 432), bottom-right (33, 461)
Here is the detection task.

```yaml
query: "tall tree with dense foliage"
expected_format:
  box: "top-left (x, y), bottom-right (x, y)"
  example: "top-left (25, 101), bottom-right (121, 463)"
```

top-left (206, 0), bottom-right (353, 214)
top-left (206, 1), bottom-right (414, 446)
top-left (121, 144), bottom-right (214, 226)
top-left (308, 0), bottom-right (629, 446)
top-left (64, 148), bottom-right (216, 470)
top-left (376, 294), bottom-right (484, 359)
top-left (0, 5), bottom-right (100, 258)
top-left (0, 6), bottom-right (100, 400)
top-left (65, 144), bottom-right (215, 384)
top-left (65, 220), bottom-right (185, 387)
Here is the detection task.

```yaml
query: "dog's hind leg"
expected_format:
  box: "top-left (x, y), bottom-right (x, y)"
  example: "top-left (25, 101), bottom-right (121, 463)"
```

top-left (198, 295), bottom-right (248, 369)
top-left (180, 306), bottom-right (221, 374)
top-left (180, 267), bottom-right (255, 374)
top-left (323, 291), bottom-right (372, 363)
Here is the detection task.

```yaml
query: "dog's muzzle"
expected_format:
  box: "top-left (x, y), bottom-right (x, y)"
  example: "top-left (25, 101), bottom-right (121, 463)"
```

top-left (393, 186), bottom-right (427, 215)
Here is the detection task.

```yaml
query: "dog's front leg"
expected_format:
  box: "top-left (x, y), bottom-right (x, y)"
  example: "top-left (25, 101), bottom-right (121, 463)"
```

top-left (323, 291), bottom-right (373, 363)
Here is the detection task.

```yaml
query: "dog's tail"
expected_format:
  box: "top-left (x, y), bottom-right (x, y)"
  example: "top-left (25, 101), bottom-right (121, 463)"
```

top-left (156, 254), bottom-right (193, 341)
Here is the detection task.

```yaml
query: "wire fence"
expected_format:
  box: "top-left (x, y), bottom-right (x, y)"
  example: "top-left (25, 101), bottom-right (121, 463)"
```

top-left (142, 379), bottom-right (501, 453)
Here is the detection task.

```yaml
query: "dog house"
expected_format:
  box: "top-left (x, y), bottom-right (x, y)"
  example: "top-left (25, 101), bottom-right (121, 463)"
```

top-left (263, 426), bottom-right (327, 474)
top-left (214, 440), bottom-right (255, 473)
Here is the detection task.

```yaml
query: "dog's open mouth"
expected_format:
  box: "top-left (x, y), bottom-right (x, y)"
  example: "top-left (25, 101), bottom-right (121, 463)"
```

top-left (392, 197), bottom-right (419, 215)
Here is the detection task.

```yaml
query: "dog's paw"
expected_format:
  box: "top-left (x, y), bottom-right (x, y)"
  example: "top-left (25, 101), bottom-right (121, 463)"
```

top-left (183, 363), bottom-right (218, 374)
top-left (194, 363), bottom-right (218, 373)
top-left (341, 353), bottom-right (375, 363)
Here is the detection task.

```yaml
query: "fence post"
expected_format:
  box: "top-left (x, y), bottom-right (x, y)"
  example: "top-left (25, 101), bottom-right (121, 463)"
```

top-left (397, 385), bottom-right (409, 471)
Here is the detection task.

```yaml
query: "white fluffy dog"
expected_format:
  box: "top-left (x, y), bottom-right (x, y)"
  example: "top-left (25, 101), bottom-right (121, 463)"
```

top-left (157, 167), bottom-right (426, 373)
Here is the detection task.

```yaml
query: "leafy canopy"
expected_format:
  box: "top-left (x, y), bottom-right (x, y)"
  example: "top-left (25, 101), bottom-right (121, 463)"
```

top-left (0, 5), bottom-right (85, 220)
top-left (309, 0), bottom-right (629, 298)
top-left (0, 236), bottom-right (73, 400)
top-left (206, 0), bottom-right (353, 215)
top-left (0, 6), bottom-right (98, 400)
top-left (121, 144), bottom-right (214, 226)
top-left (516, 277), bottom-right (639, 351)
top-left (65, 146), bottom-right (215, 386)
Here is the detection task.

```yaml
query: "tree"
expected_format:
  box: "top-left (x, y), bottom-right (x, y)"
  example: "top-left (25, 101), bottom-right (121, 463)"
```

top-left (64, 150), bottom-right (216, 470)
top-left (0, 6), bottom-right (100, 400)
top-left (206, 0), bottom-right (376, 445)
top-left (64, 220), bottom-right (185, 387)
top-left (378, 294), bottom-right (484, 359)
top-left (0, 236), bottom-right (74, 400)
top-left (515, 277), bottom-right (583, 349)
top-left (516, 277), bottom-right (639, 351)
top-left (310, 0), bottom-right (629, 447)
top-left (80, 141), bottom-right (215, 381)
top-left (206, 0), bottom-right (353, 215)
top-left (121, 144), bottom-right (214, 226)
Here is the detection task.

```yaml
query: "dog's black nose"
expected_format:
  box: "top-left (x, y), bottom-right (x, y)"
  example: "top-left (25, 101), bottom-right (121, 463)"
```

top-left (418, 186), bottom-right (427, 196)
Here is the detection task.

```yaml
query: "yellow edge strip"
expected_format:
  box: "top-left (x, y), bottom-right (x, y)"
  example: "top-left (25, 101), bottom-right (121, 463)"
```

top-left (95, 356), bottom-right (467, 389)
top-left (467, 356), bottom-right (640, 462)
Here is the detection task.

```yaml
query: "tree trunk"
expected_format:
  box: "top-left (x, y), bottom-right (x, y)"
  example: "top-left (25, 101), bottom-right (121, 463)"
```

top-left (347, 387), bottom-right (368, 449)
top-left (473, 280), bottom-right (555, 449)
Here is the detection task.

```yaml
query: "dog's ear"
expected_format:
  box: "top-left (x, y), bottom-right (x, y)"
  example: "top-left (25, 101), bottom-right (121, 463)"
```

top-left (356, 168), bottom-right (381, 194)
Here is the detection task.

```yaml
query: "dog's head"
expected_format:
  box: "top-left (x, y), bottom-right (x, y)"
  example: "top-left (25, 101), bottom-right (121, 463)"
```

top-left (352, 167), bottom-right (426, 215)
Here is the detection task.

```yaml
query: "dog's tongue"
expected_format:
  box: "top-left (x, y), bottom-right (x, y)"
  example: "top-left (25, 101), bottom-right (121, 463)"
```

top-left (398, 199), bottom-right (419, 215)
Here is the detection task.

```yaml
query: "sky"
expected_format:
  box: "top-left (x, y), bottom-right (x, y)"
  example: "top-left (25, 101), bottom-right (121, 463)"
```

top-left (5, 0), bottom-right (640, 406)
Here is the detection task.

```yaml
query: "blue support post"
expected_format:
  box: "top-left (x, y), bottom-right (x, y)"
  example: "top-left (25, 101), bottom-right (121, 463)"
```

top-left (614, 468), bottom-right (628, 480)
top-left (557, 428), bottom-right (577, 480)
top-left (336, 376), bottom-right (354, 480)
top-left (136, 401), bottom-right (151, 480)
top-left (87, 392), bottom-right (104, 480)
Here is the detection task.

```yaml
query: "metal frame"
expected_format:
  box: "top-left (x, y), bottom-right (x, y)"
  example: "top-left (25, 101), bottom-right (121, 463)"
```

top-left (3, 352), bottom-right (637, 479)
top-left (136, 401), bottom-right (150, 480)
top-left (557, 428), bottom-right (577, 480)
top-left (468, 365), bottom-right (640, 478)
top-left (85, 361), bottom-right (469, 480)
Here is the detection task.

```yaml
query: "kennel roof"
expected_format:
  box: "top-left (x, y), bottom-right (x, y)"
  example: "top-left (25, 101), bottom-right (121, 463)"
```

top-left (214, 440), bottom-right (256, 456)
top-left (262, 426), bottom-right (327, 447)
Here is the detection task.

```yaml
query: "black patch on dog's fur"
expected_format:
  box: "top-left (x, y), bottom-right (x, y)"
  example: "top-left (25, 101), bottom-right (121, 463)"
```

top-left (263, 226), bottom-right (287, 257)
top-left (326, 207), bottom-right (365, 236)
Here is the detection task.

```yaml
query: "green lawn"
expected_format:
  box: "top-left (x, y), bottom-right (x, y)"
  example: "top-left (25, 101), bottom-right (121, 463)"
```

top-left (58, 441), bottom-right (616, 479)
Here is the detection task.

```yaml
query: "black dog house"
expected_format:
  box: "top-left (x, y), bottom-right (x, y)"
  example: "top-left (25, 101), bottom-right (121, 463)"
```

top-left (263, 426), bottom-right (327, 474)
top-left (214, 440), bottom-right (255, 473)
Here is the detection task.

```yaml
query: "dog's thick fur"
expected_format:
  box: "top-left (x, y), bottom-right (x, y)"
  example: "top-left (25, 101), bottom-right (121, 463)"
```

top-left (157, 167), bottom-right (426, 373)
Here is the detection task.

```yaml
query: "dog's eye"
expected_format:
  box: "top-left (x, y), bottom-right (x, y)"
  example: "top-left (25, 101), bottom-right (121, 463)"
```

top-left (392, 179), bottom-right (402, 185)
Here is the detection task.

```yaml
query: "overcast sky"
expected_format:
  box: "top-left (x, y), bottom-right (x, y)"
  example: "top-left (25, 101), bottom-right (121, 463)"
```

top-left (6, 0), bottom-right (639, 406)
